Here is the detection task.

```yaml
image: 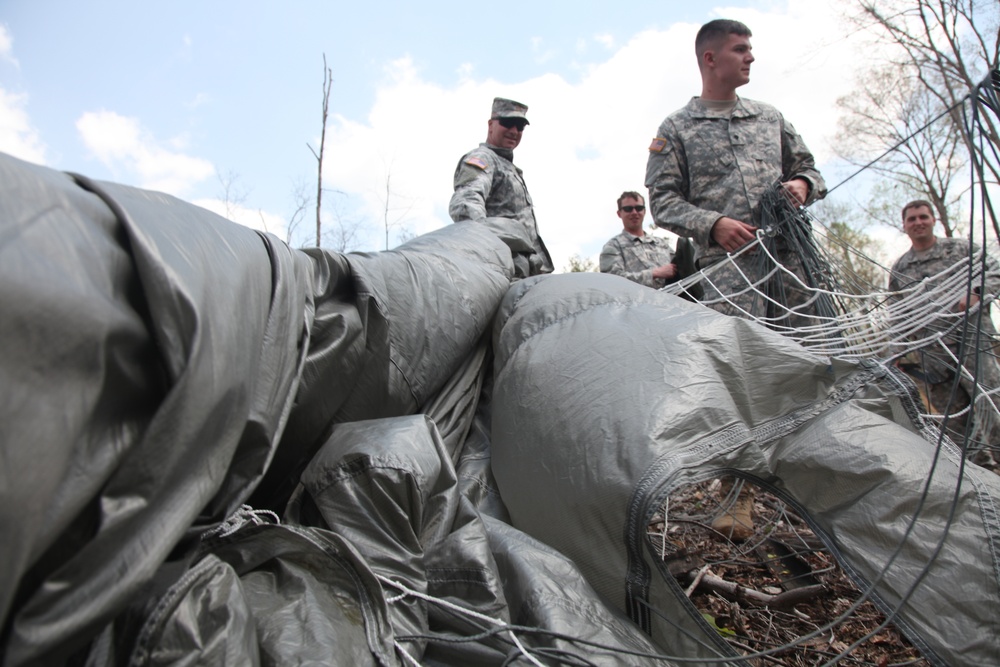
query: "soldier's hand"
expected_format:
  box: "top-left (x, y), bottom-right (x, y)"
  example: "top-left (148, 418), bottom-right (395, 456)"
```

top-left (711, 217), bottom-right (757, 253)
top-left (957, 293), bottom-right (981, 311)
top-left (781, 178), bottom-right (809, 205)
top-left (652, 263), bottom-right (677, 281)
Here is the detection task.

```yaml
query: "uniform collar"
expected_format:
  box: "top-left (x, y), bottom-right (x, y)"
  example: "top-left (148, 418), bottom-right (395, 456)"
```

top-left (484, 142), bottom-right (514, 161)
top-left (687, 96), bottom-right (758, 119)
top-left (622, 231), bottom-right (658, 244)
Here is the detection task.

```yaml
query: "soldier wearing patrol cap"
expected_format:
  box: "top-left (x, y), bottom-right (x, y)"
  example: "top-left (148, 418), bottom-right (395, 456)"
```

top-left (449, 97), bottom-right (553, 278)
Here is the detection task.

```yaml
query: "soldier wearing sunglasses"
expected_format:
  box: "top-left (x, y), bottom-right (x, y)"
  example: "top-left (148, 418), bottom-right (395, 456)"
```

top-left (449, 97), bottom-right (553, 278)
top-left (600, 191), bottom-right (679, 289)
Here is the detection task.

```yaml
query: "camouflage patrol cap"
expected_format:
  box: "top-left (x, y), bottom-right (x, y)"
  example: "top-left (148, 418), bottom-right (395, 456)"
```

top-left (491, 97), bottom-right (530, 124)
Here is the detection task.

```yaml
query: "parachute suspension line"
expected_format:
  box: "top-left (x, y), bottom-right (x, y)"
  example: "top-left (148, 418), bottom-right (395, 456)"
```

top-left (659, 70), bottom-right (1000, 466)
top-left (394, 641), bottom-right (423, 667)
top-left (375, 574), bottom-right (548, 667)
top-left (203, 504), bottom-right (281, 539)
top-left (824, 94), bottom-right (970, 199)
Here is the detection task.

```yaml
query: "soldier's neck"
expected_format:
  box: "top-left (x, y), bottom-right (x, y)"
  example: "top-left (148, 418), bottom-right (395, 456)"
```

top-left (485, 143), bottom-right (514, 160)
top-left (700, 80), bottom-right (738, 101)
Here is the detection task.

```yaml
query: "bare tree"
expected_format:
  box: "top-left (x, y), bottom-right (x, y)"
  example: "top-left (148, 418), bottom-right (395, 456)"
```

top-left (216, 169), bottom-right (249, 221)
top-left (322, 192), bottom-right (365, 253)
top-left (284, 177), bottom-right (312, 246)
top-left (325, 220), bottom-right (362, 253)
top-left (307, 54), bottom-right (333, 247)
top-left (564, 254), bottom-right (598, 272)
top-left (394, 228), bottom-right (417, 247)
top-left (811, 199), bottom-right (890, 292)
top-left (836, 63), bottom-right (967, 235)
top-left (840, 0), bottom-right (1000, 233)
top-left (376, 166), bottom-right (415, 250)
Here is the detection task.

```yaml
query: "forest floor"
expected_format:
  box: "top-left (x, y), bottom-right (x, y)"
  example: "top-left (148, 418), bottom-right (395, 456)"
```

top-left (648, 479), bottom-right (936, 666)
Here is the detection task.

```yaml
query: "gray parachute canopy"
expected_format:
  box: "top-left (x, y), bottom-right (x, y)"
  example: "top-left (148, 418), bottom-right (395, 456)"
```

top-left (1, 151), bottom-right (998, 666)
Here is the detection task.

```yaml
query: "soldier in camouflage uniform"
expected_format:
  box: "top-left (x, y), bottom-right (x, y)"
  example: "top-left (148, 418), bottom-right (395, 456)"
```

top-left (645, 18), bottom-right (829, 541)
top-left (600, 191), bottom-right (678, 288)
top-left (889, 200), bottom-right (1000, 463)
top-left (449, 97), bottom-right (553, 279)
top-left (644, 19), bottom-right (826, 322)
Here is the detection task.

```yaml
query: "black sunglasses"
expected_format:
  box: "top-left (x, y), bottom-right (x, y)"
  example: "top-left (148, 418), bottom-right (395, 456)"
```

top-left (620, 205), bottom-right (645, 213)
top-left (498, 118), bottom-right (528, 131)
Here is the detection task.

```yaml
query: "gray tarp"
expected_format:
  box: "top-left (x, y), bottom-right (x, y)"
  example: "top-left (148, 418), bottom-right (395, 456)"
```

top-left (491, 273), bottom-right (1000, 666)
top-left (2, 150), bottom-right (999, 665)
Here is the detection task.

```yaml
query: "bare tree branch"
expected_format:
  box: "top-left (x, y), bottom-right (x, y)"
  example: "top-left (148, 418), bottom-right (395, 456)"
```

top-left (852, 0), bottom-right (1000, 187)
top-left (216, 169), bottom-right (249, 221)
top-left (836, 0), bottom-right (999, 238)
top-left (306, 54), bottom-right (334, 247)
top-left (285, 178), bottom-right (312, 246)
top-left (375, 160), bottom-right (416, 250)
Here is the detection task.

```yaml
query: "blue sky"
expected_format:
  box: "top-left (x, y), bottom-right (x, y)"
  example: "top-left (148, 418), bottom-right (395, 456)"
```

top-left (2, 0), bottom-right (899, 267)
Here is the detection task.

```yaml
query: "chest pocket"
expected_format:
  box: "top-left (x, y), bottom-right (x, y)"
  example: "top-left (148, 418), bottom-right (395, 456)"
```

top-left (740, 117), bottom-right (782, 164)
top-left (679, 121), bottom-right (735, 183)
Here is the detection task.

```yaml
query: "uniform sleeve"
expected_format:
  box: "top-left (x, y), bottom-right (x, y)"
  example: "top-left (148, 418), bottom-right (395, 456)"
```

top-left (887, 253), bottom-right (919, 295)
top-left (448, 156), bottom-right (492, 222)
top-left (973, 243), bottom-right (1000, 300)
top-left (886, 260), bottom-right (903, 293)
top-left (599, 237), bottom-right (659, 288)
top-left (644, 121), bottom-right (725, 249)
top-left (780, 117), bottom-right (826, 204)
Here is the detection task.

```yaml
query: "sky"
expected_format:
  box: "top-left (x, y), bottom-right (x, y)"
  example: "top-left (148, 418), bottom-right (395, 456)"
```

top-left (0, 0), bottom-right (914, 270)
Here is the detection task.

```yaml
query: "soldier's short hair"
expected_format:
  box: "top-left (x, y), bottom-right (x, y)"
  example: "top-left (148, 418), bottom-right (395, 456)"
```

top-left (695, 19), bottom-right (752, 59)
top-left (902, 199), bottom-right (935, 220)
top-left (617, 191), bottom-right (645, 210)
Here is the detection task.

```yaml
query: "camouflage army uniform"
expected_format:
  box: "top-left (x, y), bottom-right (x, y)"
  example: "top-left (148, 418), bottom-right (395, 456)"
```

top-left (889, 237), bottom-right (1000, 457)
top-left (449, 143), bottom-right (553, 278)
top-left (600, 232), bottom-right (675, 289)
top-left (644, 97), bottom-right (825, 320)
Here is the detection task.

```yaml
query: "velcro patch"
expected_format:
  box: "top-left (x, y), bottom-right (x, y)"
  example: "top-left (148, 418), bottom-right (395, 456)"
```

top-left (464, 156), bottom-right (489, 170)
top-left (648, 137), bottom-right (667, 153)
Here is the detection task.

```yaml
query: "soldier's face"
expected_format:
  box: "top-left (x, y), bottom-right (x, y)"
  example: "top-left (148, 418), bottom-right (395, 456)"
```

top-left (711, 34), bottom-right (754, 89)
top-left (487, 118), bottom-right (523, 150)
top-left (903, 205), bottom-right (936, 244)
top-left (617, 196), bottom-right (646, 235)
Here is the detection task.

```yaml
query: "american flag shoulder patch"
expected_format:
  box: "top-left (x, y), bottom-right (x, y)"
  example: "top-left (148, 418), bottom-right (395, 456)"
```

top-left (648, 137), bottom-right (667, 153)
top-left (464, 156), bottom-right (489, 170)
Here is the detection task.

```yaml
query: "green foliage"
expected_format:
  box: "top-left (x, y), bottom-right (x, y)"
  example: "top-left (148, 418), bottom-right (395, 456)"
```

top-left (811, 198), bottom-right (890, 293)
top-left (702, 613), bottom-right (737, 637)
top-left (564, 254), bottom-right (598, 273)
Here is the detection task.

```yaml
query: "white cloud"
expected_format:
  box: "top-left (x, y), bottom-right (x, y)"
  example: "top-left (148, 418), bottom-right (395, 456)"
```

top-left (531, 36), bottom-right (557, 65)
top-left (456, 62), bottom-right (475, 79)
top-left (323, 0), bottom-right (870, 271)
top-left (76, 110), bottom-right (214, 196)
top-left (185, 92), bottom-right (211, 109)
top-left (0, 27), bottom-right (46, 165)
top-left (0, 87), bottom-right (47, 165)
top-left (0, 24), bottom-right (17, 66)
top-left (594, 33), bottom-right (615, 50)
top-left (193, 197), bottom-right (290, 242)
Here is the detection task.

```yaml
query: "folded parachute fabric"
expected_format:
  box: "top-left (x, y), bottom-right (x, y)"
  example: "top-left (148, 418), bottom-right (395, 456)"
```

top-left (4, 148), bottom-right (999, 666)
top-left (0, 151), bottom-right (512, 665)
top-left (490, 271), bottom-right (1000, 666)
